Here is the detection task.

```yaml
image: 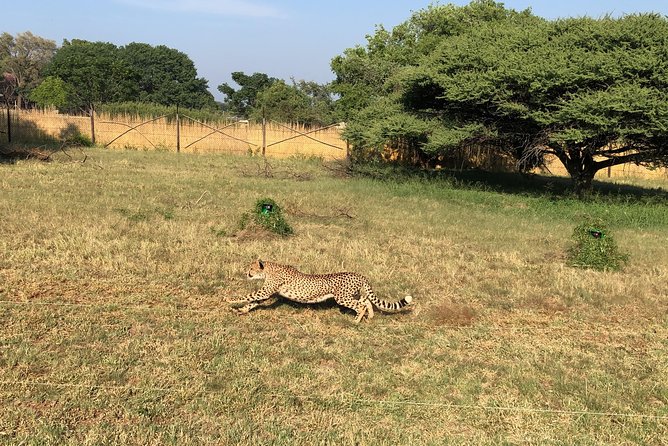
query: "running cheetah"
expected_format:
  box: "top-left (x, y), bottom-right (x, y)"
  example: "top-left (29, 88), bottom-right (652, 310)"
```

top-left (226, 260), bottom-right (413, 322)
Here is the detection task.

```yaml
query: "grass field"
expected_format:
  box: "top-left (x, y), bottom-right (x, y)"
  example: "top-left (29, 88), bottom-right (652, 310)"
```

top-left (1, 147), bottom-right (667, 445)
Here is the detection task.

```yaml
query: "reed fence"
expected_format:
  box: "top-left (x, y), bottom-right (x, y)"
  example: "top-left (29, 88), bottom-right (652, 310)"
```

top-left (1, 108), bottom-right (666, 180)
top-left (0, 108), bottom-right (348, 160)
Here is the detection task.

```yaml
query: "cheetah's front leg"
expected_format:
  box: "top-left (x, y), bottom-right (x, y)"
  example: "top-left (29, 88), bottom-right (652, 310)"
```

top-left (226, 285), bottom-right (277, 315)
top-left (232, 296), bottom-right (279, 315)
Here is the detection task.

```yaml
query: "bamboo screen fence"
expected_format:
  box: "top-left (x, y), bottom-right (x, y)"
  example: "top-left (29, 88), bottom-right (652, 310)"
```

top-left (1, 108), bottom-right (666, 180)
top-left (0, 108), bottom-right (348, 160)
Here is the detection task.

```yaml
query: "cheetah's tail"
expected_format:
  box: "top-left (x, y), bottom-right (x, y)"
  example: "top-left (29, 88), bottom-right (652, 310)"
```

top-left (368, 293), bottom-right (413, 313)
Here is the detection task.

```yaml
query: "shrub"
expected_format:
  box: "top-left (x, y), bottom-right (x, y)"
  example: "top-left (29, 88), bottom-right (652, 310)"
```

top-left (567, 218), bottom-right (628, 271)
top-left (59, 125), bottom-right (93, 147)
top-left (239, 198), bottom-right (293, 236)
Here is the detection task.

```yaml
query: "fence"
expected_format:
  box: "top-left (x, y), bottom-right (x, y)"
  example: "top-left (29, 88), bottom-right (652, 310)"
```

top-left (0, 108), bottom-right (349, 160)
top-left (1, 107), bottom-right (667, 180)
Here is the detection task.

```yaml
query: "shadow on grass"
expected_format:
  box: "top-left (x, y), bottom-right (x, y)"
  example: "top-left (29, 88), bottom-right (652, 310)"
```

top-left (241, 297), bottom-right (413, 321)
top-left (445, 168), bottom-right (668, 200)
top-left (343, 161), bottom-right (668, 201)
top-left (0, 115), bottom-right (91, 164)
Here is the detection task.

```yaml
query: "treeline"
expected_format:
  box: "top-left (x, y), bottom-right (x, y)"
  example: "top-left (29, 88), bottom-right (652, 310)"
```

top-left (0, 33), bottom-right (337, 126)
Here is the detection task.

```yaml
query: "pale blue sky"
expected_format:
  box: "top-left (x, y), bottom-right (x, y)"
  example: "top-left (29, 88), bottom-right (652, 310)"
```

top-left (5, 1), bottom-right (668, 101)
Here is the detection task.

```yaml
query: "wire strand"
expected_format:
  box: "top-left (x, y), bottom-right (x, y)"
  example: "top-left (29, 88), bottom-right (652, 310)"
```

top-left (0, 379), bottom-right (666, 421)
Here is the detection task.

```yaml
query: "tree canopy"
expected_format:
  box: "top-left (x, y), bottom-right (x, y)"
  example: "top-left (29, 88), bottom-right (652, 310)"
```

top-left (251, 79), bottom-right (336, 126)
top-left (0, 31), bottom-right (56, 107)
top-left (218, 72), bottom-right (278, 117)
top-left (45, 39), bottom-right (136, 112)
top-left (332, 0), bottom-right (668, 194)
top-left (219, 72), bottom-right (335, 125)
top-left (42, 39), bottom-right (215, 112)
top-left (120, 43), bottom-right (216, 109)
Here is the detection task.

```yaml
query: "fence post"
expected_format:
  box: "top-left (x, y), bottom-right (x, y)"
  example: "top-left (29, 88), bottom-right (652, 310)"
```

top-left (90, 104), bottom-right (95, 145)
top-left (5, 106), bottom-right (10, 143)
top-left (261, 107), bottom-right (266, 157)
top-left (176, 105), bottom-right (180, 153)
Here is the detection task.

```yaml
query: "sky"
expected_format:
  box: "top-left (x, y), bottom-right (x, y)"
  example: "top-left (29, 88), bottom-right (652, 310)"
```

top-left (5, 1), bottom-right (668, 102)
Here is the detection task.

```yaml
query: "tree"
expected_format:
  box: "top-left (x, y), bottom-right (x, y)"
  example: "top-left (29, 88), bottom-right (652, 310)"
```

top-left (333, 1), bottom-right (668, 195)
top-left (0, 72), bottom-right (17, 107)
top-left (28, 76), bottom-right (74, 109)
top-left (217, 72), bottom-right (277, 117)
top-left (292, 79), bottom-right (336, 125)
top-left (251, 79), bottom-right (336, 126)
top-left (44, 40), bottom-right (216, 112)
top-left (0, 31), bottom-right (56, 107)
top-left (45, 39), bottom-right (137, 113)
top-left (120, 43), bottom-right (216, 109)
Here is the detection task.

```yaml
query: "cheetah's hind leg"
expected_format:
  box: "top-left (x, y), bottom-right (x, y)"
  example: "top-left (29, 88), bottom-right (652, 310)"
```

top-left (360, 298), bottom-right (374, 321)
top-left (333, 296), bottom-right (372, 323)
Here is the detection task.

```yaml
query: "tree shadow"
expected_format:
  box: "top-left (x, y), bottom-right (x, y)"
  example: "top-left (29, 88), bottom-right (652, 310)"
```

top-left (441, 168), bottom-right (668, 200)
top-left (0, 116), bottom-right (90, 164)
top-left (338, 160), bottom-right (668, 201)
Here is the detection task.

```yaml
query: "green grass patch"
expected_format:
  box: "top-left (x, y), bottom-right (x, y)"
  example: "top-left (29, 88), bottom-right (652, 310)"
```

top-left (567, 218), bottom-right (629, 271)
top-left (238, 197), bottom-right (294, 236)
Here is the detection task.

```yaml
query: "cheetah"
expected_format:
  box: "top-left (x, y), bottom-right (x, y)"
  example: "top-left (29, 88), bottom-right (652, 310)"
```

top-left (225, 260), bottom-right (413, 322)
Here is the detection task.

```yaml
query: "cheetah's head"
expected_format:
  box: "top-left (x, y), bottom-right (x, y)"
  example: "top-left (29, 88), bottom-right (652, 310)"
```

top-left (246, 259), bottom-right (266, 280)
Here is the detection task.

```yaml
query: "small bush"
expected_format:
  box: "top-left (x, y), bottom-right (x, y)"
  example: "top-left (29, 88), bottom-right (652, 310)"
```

top-left (59, 125), bottom-right (93, 147)
top-left (567, 218), bottom-right (628, 271)
top-left (65, 132), bottom-right (93, 147)
top-left (239, 198), bottom-right (293, 236)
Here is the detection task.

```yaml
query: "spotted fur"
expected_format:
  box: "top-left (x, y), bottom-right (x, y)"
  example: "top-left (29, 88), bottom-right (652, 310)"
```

top-left (226, 260), bottom-right (413, 322)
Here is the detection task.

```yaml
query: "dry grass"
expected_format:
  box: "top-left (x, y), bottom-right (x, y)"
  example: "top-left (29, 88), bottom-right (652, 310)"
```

top-left (1, 148), bottom-right (667, 444)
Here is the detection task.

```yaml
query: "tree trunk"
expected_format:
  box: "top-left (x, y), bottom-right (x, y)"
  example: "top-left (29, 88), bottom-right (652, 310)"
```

top-left (572, 170), bottom-right (595, 197)
top-left (556, 147), bottom-right (597, 197)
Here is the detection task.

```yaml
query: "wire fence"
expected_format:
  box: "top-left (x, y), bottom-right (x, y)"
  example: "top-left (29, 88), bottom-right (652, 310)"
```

top-left (0, 108), bottom-right (349, 160)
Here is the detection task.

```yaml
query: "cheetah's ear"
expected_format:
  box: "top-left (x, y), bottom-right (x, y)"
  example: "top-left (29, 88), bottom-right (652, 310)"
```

top-left (258, 259), bottom-right (264, 269)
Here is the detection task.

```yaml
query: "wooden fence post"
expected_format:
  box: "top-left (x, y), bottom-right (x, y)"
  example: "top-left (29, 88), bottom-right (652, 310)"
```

top-left (176, 105), bottom-right (180, 153)
top-left (90, 104), bottom-right (95, 145)
top-left (261, 107), bottom-right (266, 157)
top-left (5, 107), bottom-right (10, 143)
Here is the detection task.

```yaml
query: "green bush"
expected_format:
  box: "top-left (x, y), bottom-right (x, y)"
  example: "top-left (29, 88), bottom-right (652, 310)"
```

top-left (567, 218), bottom-right (628, 271)
top-left (239, 198), bottom-right (293, 236)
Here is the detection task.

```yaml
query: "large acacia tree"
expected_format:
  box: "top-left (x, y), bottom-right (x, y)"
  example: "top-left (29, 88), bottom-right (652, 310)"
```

top-left (333, 1), bottom-right (668, 194)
